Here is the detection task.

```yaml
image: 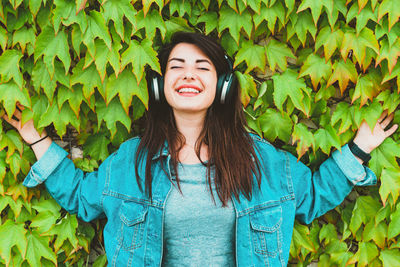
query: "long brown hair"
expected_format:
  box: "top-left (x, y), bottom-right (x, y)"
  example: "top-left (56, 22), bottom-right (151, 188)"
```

top-left (135, 32), bottom-right (262, 205)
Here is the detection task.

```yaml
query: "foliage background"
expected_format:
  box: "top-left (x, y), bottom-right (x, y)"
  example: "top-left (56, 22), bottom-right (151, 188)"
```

top-left (0, 0), bottom-right (399, 265)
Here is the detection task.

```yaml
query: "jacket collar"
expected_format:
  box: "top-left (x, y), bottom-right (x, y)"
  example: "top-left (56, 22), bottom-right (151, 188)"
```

top-left (151, 141), bottom-right (170, 160)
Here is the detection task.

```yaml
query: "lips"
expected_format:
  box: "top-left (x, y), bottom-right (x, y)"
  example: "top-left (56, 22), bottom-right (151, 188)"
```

top-left (176, 85), bottom-right (202, 95)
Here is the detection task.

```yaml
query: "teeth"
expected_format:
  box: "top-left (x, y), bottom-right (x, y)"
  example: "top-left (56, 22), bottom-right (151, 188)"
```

top-left (178, 88), bottom-right (200, 93)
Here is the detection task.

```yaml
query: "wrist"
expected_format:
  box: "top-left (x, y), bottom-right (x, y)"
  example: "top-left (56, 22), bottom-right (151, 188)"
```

top-left (349, 140), bottom-right (372, 164)
top-left (352, 138), bottom-right (373, 154)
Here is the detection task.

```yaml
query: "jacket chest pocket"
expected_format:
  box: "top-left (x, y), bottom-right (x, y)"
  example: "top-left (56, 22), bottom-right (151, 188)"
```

top-left (250, 204), bottom-right (282, 257)
top-left (118, 201), bottom-right (148, 251)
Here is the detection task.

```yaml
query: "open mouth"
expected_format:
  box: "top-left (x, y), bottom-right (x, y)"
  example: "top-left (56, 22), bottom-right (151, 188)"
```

top-left (177, 87), bottom-right (201, 94)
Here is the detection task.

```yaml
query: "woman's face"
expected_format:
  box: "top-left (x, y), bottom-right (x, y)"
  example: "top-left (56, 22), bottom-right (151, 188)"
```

top-left (163, 43), bottom-right (218, 116)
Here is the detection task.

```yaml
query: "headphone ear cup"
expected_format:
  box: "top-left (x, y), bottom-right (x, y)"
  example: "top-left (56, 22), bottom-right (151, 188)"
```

top-left (147, 70), bottom-right (164, 102)
top-left (216, 72), bottom-right (236, 104)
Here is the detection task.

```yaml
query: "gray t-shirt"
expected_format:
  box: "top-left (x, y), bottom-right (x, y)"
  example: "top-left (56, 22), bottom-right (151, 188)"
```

top-left (162, 163), bottom-right (236, 267)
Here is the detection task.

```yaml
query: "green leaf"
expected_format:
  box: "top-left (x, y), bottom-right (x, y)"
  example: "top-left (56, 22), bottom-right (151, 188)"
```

top-left (83, 133), bottom-right (110, 161)
top-left (25, 231), bottom-right (57, 266)
top-left (12, 26), bottom-right (35, 54)
top-left (71, 59), bottom-right (104, 104)
top-left (379, 249), bottom-right (400, 267)
top-left (375, 18), bottom-right (400, 48)
top-left (0, 27), bottom-right (7, 51)
top-left (0, 49), bottom-right (23, 89)
top-left (265, 39), bottom-right (295, 72)
top-left (271, 69), bottom-right (311, 116)
top-left (326, 59), bottom-right (357, 94)
top-left (291, 123), bottom-right (315, 159)
top-left (363, 220), bottom-right (387, 249)
top-left (34, 25), bottom-right (71, 77)
top-left (253, 1), bottom-right (285, 33)
top-left (378, 0), bottom-right (400, 31)
top-left (353, 100), bottom-right (383, 131)
top-left (349, 196), bottom-right (381, 234)
top-left (96, 98), bottom-right (132, 137)
top-left (197, 12), bottom-right (218, 35)
top-left (292, 221), bottom-right (317, 253)
top-left (314, 125), bottom-right (341, 154)
top-left (165, 17), bottom-right (192, 40)
top-left (93, 254), bottom-right (108, 267)
top-left (297, 0), bottom-right (333, 26)
top-left (0, 129), bottom-right (23, 160)
top-left (101, 0), bottom-right (136, 40)
top-left (315, 26), bottom-right (343, 61)
top-left (30, 211), bottom-right (59, 234)
top-left (142, 0), bottom-right (163, 16)
top-left (340, 28), bottom-right (379, 69)
top-left (331, 102), bottom-right (353, 134)
top-left (0, 81), bottom-right (31, 118)
top-left (375, 39), bottom-right (400, 74)
top-left (258, 109), bottom-right (293, 142)
top-left (32, 198), bottom-right (61, 216)
top-left (376, 89), bottom-right (400, 114)
top-left (89, 39), bottom-right (121, 81)
top-left (29, 0), bottom-right (43, 17)
top-left (6, 181), bottom-right (27, 201)
top-left (355, 242), bottom-right (379, 267)
top-left (380, 167), bottom-right (400, 206)
top-left (234, 40), bottom-right (266, 73)
top-left (57, 85), bottom-right (84, 117)
top-left (352, 72), bottom-right (383, 107)
top-left (299, 53), bottom-right (332, 89)
top-left (45, 214), bottom-right (79, 251)
top-left (346, 1), bottom-right (378, 34)
top-left (121, 39), bottom-right (160, 82)
top-left (31, 60), bottom-right (57, 101)
top-left (218, 6), bottom-right (252, 44)
top-left (235, 71), bottom-right (257, 107)
top-left (82, 11), bottom-right (112, 51)
top-left (370, 138), bottom-right (400, 177)
top-left (388, 203), bottom-right (400, 239)
top-left (105, 67), bottom-right (149, 113)
top-left (319, 223), bottom-right (338, 244)
top-left (136, 10), bottom-right (167, 41)
top-left (169, 0), bottom-right (192, 17)
top-left (38, 100), bottom-right (80, 136)
top-left (0, 220), bottom-right (27, 266)
top-left (287, 11), bottom-right (317, 46)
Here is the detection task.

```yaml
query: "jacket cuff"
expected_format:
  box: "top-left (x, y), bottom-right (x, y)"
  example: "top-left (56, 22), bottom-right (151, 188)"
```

top-left (332, 144), bottom-right (377, 186)
top-left (23, 142), bottom-right (69, 188)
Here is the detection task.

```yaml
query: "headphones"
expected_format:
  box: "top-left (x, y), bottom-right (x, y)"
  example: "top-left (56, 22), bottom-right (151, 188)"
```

top-left (147, 55), bottom-right (236, 104)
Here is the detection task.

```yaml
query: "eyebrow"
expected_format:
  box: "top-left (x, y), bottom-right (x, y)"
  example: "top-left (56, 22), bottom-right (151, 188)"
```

top-left (168, 58), bottom-right (212, 64)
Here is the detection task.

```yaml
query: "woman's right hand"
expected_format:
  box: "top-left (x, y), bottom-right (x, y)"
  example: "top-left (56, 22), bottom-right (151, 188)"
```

top-left (2, 104), bottom-right (52, 160)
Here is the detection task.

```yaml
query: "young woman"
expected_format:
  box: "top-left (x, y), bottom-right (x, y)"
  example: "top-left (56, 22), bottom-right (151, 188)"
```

top-left (3, 32), bottom-right (398, 266)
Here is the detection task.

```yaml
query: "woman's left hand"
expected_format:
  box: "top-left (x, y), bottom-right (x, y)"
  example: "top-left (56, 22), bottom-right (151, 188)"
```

top-left (353, 110), bottom-right (398, 154)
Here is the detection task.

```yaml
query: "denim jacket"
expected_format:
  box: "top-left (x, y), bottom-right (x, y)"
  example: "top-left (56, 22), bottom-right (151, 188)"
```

top-left (23, 135), bottom-right (376, 266)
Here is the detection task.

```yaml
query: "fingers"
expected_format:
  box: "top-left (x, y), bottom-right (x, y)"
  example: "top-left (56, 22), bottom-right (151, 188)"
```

top-left (385, 124), bottom-right (399, 137)
top-left (2, 114), bottom-right (20, 129)
top-left (378, 110), bottom-right (389, 123)
top-left (381, 112), bottom-right (394, 129)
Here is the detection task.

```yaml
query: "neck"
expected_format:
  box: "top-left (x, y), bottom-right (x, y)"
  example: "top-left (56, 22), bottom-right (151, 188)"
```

top-left (173, 110), bottom-right (206, 146)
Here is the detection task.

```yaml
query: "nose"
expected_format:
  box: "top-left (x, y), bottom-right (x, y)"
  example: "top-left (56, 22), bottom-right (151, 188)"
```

top-left (183, 67), bottom-right (195, 80)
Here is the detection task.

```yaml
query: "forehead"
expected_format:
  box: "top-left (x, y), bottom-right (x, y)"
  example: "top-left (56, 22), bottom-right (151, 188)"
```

top-left (168, 43), bottom-right (211, 62)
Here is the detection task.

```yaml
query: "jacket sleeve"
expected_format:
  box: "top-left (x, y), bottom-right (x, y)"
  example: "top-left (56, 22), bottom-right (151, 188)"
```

top-left (290, 144), bottom-right (376, 224)
top-left (23, 141), bottom-right (112, 222)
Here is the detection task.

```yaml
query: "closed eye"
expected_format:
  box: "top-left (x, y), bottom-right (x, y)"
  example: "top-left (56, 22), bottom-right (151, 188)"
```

top-left (198, 67), bottom-right (210, 71)
top-left (170, 66), bottom-right (182, 69)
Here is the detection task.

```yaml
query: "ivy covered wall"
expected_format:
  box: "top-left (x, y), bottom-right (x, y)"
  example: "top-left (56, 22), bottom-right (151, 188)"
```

top-left (0, 0), bottom-right (399, 266)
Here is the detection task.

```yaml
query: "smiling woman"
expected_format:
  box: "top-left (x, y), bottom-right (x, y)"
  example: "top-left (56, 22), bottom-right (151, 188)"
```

top-left (163, 43), bottom-right (218, 116)
top-left (2, 31), bottom-right (398, 267)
